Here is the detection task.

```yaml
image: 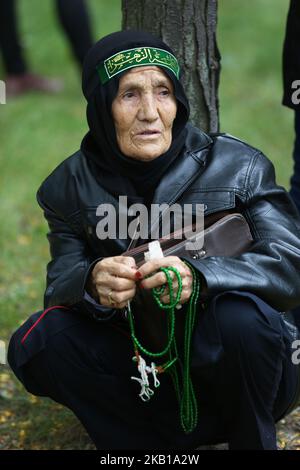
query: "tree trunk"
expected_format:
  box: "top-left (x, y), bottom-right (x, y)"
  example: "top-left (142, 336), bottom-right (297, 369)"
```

top-left (122, 0), bottom-right (220, 132)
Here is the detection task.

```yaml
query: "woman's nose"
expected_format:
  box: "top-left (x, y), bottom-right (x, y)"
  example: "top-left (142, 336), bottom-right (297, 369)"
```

top-left (137, 94), bottom-right (159, 121)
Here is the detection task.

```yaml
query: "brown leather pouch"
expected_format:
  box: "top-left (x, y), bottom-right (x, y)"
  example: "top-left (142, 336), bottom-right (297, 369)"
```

top-left (122, 212), bottom-right (254, 356)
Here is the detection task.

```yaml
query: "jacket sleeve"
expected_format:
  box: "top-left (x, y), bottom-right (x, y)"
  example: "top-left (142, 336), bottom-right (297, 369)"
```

top-left (36, 190), bottom-right (117, 321)
top-left (188, 151), bottom-right (300, 311)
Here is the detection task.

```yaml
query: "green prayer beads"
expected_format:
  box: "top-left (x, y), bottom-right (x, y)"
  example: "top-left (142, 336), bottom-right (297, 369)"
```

top-left (152, 266), bottom-right (183, 309)
top-left (127, 262), bottom-right (201, 434)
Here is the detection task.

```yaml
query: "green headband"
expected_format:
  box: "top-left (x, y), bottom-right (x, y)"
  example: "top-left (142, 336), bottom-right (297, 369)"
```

top-left (96, 47), bottom-right (180, 84)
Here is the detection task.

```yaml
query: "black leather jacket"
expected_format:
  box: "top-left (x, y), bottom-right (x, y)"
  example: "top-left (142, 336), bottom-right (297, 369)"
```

top-left (37, 125), bottom-right (300, 318)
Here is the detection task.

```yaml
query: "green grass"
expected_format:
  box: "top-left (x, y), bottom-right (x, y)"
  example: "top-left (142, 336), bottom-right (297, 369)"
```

top-left (0, 0), bottom-right (295, 449)
top-left (218, 0), bottom-right (293, 181)
top-left (0, 0), bottom-right (121, 450)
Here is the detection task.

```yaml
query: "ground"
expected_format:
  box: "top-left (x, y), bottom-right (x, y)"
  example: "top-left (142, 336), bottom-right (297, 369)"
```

top-left (0, 369), bottom-right (299, 450)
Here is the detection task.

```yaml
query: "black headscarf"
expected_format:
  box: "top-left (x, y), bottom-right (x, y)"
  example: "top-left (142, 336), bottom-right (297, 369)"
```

top-left (81, 30), bottom-right (190, 204)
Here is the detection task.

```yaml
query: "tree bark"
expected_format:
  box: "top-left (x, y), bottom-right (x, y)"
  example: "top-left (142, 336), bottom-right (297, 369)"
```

top-left (122, 0), bottom-right (220, 132)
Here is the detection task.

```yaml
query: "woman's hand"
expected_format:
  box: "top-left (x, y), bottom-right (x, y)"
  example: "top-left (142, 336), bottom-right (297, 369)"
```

top-left (136, 256), bottom-right (193, 305)
top-left (90, 256), bottom-right (137, 309)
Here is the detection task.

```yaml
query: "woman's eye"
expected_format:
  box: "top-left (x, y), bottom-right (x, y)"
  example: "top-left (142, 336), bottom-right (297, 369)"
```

top-left (159, 89), bottom-right (170, 96)
top-left (123, 91), bottom-right (135, 99)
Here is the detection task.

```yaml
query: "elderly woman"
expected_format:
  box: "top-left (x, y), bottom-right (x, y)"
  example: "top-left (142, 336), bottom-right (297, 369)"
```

top-left (8, 30), bottom-right (300, 450)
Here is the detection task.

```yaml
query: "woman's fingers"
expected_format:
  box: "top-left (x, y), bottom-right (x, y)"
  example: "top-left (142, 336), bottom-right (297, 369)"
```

top-left (136, 256), bottom-right (193, 304)
top-left (139, 257), bottom-right (192, 289)
top-left (92, 255), bottom-right (194, 307)
top-left (160, 286), bottom-right (192, 304)
top-left (139, 256), bottom-right (192, 278)
top-left (92, 256), bottom-right (137, 280)
top-left (91, 257), bottom-right (138, 309)
top-left (97, 286), bottom-right (136, 309)
top-left (95, 272), bottom-right (135, 291)
top-left (137, 256), bottom-right (182, 279)
top-left (141, 270), bottom-right (176, 289)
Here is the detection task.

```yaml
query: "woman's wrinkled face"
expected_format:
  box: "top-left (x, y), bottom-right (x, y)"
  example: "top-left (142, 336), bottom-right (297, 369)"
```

top-left (111, 66), bottom-right (177, 161)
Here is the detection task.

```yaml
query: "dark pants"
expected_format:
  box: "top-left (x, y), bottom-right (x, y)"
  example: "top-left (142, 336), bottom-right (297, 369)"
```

top-left (8, 291), bottom-right (299, 450)
top-left (0, 0), bottom-right (26, 74)
top-left (0, 0), bottom-right (93, 74)
top-left (289, 110), bottom-right (300, 329)
top-left (290, 110), bottom-right (300, 214)
top-left (55, 0), bottom-right (93, 67)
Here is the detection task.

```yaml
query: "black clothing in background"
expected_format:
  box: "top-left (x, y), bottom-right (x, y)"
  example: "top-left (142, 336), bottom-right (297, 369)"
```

top-left (282, 0), bottom-right (300, 211)
top-left (0, 0), bottom-right (93, 75)
top-left (0, 0), bottom-right (26, 74)
top-left (282, 0), bottom-right (300, 109)
top-left (55, 0), bottom-right (93, 67)
top-left (282, 0), bottom-right (300, 329)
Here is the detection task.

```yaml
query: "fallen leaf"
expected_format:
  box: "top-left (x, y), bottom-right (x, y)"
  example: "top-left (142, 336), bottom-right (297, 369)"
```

top-left (17, 235), bottom-right (31, 246)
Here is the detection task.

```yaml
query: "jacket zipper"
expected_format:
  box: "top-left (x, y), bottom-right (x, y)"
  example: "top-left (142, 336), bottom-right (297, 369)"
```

top-left (147, 148), bottom-right (210, 240)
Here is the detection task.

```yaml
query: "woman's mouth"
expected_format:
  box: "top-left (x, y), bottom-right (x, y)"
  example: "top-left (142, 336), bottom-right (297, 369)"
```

top-left (136, 130), bottom-right (161, 139)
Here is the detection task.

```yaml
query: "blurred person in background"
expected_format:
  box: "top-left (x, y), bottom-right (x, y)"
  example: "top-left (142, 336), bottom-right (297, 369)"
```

top-left (0, 0), bottom-right (93, 97)
top-left (283, 0), bottom-right (300, 213)
top-left (282, 0), bottom-right (300, 329)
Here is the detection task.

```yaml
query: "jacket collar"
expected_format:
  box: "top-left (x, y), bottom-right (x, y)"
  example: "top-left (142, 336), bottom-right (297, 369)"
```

top-left (152, 124), bottom-right (213, 206)
top-left (149, 125), bottom-right (213, 237)
top-left (184, 123), bottom-right (213, 155)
